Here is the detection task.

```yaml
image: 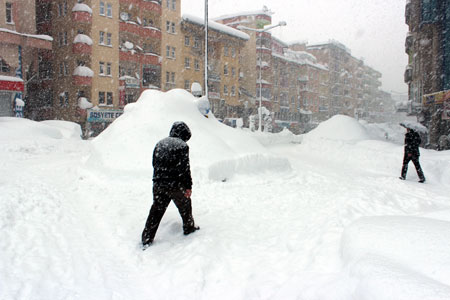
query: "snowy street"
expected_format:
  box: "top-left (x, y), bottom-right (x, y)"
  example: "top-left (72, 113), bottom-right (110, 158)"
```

top-left (1, 90), bottom-right (450, 300)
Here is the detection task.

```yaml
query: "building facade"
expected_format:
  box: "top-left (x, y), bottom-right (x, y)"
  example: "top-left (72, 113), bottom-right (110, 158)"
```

top-left (405, 0), bottom-right (450, 148)
top-left (1, 0), bottom-right (52, 118)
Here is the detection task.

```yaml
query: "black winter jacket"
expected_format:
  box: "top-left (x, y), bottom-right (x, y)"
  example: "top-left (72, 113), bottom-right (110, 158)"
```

top-left (152, 122), bottom-right (193, 190)
top-left (404, 130), bottom-right (421, 157)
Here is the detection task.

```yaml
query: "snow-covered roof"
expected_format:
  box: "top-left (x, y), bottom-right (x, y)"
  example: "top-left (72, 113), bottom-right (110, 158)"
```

top-left (72, 3), bottom-right (92, 14)
top-left (73, 66), bottom-right (94, 77)
top-left (0, 75), bottom-right (24, 82)
top-left (0, 28), bottom-right (53, 41)
top-left (308, 40), bottom-right (351, 54)
top-left (182, 14), bottom-right (250, 41)
top-left (214, 8), bottom-right (274, 21)
top-left (73, 34), bottom-right (93, 45)
top-left (272, 52), bottom-right (328, 71)
top-left (271, 36), bottom-right (289, 47)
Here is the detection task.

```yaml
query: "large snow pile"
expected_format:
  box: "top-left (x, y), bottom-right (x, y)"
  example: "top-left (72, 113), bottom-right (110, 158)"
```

top-left (0, 117), bottom-right (63, 141)
top-left (306, 115), bottom-right (370, 141)
top-left (89, 89), bottom-right (291, 181)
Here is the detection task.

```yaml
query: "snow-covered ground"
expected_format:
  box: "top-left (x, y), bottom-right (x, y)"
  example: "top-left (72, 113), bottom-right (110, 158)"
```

top-left (1, 89), bottom-right (450, 300)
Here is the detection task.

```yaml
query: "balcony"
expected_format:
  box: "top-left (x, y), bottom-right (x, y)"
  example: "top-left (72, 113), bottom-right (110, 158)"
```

top-left (405, 33), bottom-right (413, 53)
top-left (119, 0), bottom-right (161, 14)
top-left (298, 76), bottom-right (309, 82)
top-left (404, 66), bottom-right (413, 83)
top-left (120, 22), bottom-right (161, 39)
top-left (208, 73), bottom-right (221, 82)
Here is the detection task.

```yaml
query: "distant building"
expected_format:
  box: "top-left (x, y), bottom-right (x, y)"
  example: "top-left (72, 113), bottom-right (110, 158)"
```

top-left (0, 0), bottom-right (52, 118)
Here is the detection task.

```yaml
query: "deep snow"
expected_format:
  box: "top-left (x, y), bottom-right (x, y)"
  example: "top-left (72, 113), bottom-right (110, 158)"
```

top-left (1, 89), bottom-right (450, 300)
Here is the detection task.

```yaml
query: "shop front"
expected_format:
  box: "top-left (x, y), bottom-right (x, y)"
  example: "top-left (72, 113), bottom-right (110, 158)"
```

top-left (0, 76), bottom-right (24, 117)
top-left (85, 108), bottom-right (124, 137)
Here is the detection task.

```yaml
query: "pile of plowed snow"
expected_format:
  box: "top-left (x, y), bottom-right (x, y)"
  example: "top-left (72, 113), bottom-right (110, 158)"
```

top-left (87, 89), bottom-right (291, 181)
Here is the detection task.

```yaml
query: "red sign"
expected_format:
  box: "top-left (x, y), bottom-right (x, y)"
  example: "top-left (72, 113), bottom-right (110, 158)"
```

top-left (0, 80), bottom-right (24, 92)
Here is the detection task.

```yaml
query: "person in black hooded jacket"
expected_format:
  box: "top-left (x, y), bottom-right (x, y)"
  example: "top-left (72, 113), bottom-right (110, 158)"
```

top-left (400, 127), bottom-right (426, 183)
top-left (142, 121), bottom-right (199, 247)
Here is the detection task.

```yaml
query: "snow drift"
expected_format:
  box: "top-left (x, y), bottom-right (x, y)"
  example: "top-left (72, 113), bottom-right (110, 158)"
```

top-left (88, 89), bottom-right (291, 180)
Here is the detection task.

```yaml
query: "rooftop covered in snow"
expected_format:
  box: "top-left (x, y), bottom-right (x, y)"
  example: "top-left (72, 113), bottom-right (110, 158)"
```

top-left (182, 14), bottom-right (250, 41)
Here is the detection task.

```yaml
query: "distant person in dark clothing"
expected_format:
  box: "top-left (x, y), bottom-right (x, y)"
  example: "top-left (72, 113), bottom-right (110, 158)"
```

top-left (400, 127), bottom-right (426, 183)
top-left (142, 121), bottom-right (199, 248)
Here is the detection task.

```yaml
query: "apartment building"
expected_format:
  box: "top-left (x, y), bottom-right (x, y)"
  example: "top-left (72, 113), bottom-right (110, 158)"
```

top-left (215, 8), bottom-right (274, 129)
top-left (0, 0), bottom-right (52, 118)
top-left (180, 14), bottom-right (249, 121)
top-left (161, 0), bottom-right (183, 92)
top-left (405, 0), bottom-right (450, 147)
top-left (34, 0), bottom-right (162, 135)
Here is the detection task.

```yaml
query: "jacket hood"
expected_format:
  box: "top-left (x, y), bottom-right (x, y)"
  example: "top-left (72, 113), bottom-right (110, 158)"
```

top-left (169, 121), bottom-right (191, 142)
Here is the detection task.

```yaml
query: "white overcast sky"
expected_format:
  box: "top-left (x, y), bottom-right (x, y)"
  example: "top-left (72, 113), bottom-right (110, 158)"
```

top-left (181, 0), bottom-right (409, 94)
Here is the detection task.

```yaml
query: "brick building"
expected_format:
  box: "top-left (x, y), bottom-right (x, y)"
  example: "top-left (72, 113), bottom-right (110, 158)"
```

top-left (0, 0), bottom-right (52, 118)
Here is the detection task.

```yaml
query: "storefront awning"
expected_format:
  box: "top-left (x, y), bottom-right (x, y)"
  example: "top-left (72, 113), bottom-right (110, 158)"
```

top-left (0, 76), bottom-right (24, 92)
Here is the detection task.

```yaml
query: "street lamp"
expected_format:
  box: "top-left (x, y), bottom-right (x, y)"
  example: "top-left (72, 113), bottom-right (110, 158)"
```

top-left (238, 21), bottom-right (287, 132)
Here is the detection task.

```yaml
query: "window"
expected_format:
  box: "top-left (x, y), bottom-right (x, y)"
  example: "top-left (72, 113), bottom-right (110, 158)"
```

top-left (107, 63), bottom-right (111, 76)
top-left (184, 80), bottom-right (190, 90)
top-left (59, 63), bottom-right (64, 76)
top-left (171, 72), bottom-right (175, 83)
top-left (194, 59), bottom-right (200, 71)
top-left (185, 36), bottom-right (190, 46)
top-left (291, 96), bottom-right (295, 104)
top-left (63, 32), bottom-right (68, 45)
top-left (107, 92), bottom-right (113, 105)
top-left (184, 57), bottom-right (190, 69)
top-left (58, 32), bottom-right (63, 47)
top-left (166, 46), bottom-right (170, 57)
top-left (166, 21), bottom-right (170, 32)
top-left (99, 91), bottom-right (105, 104)
top-left (99, 62), bottom-right (105, 75)
top-left (64, 62), bottom-right (68, 76)
top-left (0, 59), bottom-right (10, 73)
top-left (99, 31), bottom-right (105, 44)
top-left (171, 47), bottom-right (176, 58)
top-left (224, 46), bottom-right (229, 57)
top-left (107, 33), bottom-right (112, 46)
top-left (231, 86), bottom-right (236, 96)
top-left (224, 64), bottom-right (228, 75)
top-left (63, 1), bottom-right (67, 15)
top-left (194, 37), bottom-right (200, 48)
top-left (224, 85), bottom-right (228, 95)
top-left (231, 47), bottom-right (236, 57)
top-left (107, 3), bottom-right (112, 17)
top-left (6, 2), bottom-right (12, 23)
top-left (166, 0), bottom-right (169, 8)
top-left (59, 92), bottom-right (69, 106)
top-left (58, 3), bottom-right (63, 17)
top-left (99, 1), bottom-right (105, 15)
top-left (171, 22), bottom-right (176, 34)
top-left (232, 67), bottom-right (236, 77)
top-left (171, 0), bottom-right (176, 10)
top-left (166, 72), bottom-right (170, 83)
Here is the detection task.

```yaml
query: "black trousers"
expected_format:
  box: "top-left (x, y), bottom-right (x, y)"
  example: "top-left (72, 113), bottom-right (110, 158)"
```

top-left (401, 153), bottom-right (425, 180)
top-left (142, 185), bottom-right (195, 244)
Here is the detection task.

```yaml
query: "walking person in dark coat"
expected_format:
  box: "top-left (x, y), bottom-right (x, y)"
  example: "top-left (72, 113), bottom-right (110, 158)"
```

top-left (399, 126), bottom-right (426, 183)
top-left (142, 121), bottom-right (199, 248)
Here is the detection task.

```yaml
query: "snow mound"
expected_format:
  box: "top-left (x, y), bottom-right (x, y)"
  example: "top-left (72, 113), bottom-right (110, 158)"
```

top-left (0, 117), bottom-right (63, 141)
top-left (341, 216), bottom-right (450, 299)
top-left (306, 115), bottom-right (370, 141)
top-left (88, 89), bottom-right (290, 180)
top-left (40, 120), bottom-right (82, 140)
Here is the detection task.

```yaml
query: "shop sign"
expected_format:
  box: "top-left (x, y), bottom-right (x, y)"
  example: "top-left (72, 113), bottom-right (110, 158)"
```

top-left (125, 77), bottom-right (140, 89)
top-left (87, 109), bottom-right (123, 123)
top-left (423, 90), bottom-right (450, 106)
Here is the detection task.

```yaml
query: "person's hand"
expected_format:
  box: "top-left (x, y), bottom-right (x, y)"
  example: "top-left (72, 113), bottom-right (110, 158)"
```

top-left (184, 189), bottom-right (192, 198)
